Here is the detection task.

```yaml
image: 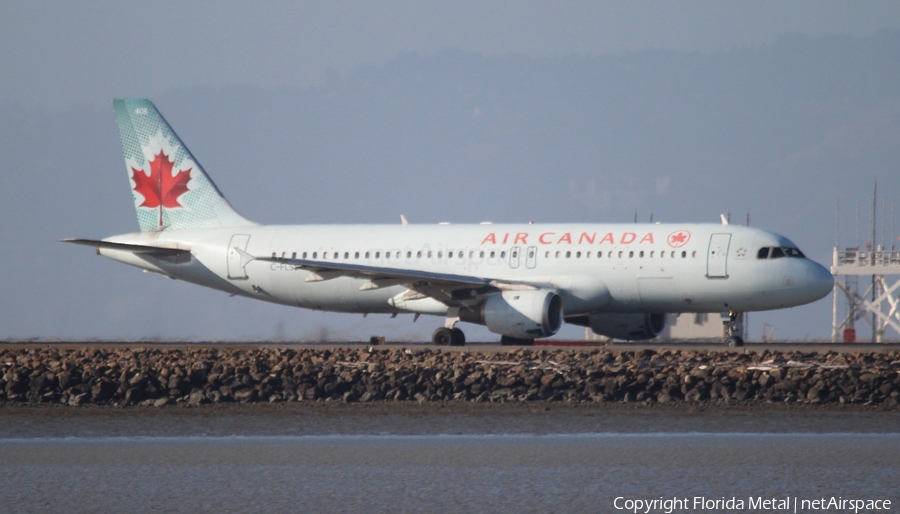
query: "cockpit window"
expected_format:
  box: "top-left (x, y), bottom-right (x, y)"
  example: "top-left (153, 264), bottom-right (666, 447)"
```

top-left (756, 246), bottom-right (805, 259)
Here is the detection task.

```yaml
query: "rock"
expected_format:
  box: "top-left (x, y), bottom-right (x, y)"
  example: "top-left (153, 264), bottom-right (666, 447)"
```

top-left (68, 393), bottom-right (89, 406)
top-left (234, 389), bottom-right (257, 403)
top-left (153, 397), bottom-right (171, 407)
top-left (806, 387), bottom-right (823, 402)
top-left (91, 380), bottom-right (116, 402)
top-left (124, 387), bottom-right (143, 405)
top-left (187, 390), bottom-right (206, 406)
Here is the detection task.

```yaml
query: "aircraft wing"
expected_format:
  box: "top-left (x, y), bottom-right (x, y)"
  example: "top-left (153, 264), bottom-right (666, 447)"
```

top-left (240, 249), bottom-right (538, 300)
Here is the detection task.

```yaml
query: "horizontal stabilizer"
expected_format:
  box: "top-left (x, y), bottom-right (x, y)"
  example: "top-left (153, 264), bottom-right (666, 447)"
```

top-left (61, 238), bottom-right (190, 257)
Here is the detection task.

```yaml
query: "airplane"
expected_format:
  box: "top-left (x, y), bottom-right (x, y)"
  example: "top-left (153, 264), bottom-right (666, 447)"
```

top-left (64, 99), bottom-right (835, 347)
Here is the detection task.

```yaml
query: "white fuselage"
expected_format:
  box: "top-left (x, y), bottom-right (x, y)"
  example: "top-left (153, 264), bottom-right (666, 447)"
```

top-left (99, 222), bottom-right (834, 318)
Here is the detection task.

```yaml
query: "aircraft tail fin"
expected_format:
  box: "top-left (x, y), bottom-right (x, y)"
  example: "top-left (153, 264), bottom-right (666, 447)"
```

top-left (113, 99), bottom-right (256, 232)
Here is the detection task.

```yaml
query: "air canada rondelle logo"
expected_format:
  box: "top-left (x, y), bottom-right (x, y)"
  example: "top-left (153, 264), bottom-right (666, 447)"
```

top-left (667, 230), bottom-right (691, 248)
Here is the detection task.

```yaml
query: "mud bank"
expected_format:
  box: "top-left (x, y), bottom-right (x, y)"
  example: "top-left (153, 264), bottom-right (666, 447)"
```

top-left (2, 347), bottom-right (898, 408)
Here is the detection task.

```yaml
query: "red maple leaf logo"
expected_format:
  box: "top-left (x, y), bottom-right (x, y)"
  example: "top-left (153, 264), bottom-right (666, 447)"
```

top-left (131, 150), bottom-right (192, 209)
top-left (667, 230), bottom-right (690, 248)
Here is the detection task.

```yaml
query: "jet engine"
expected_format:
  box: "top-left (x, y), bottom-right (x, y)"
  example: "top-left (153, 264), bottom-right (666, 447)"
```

top-left (580, 312), bottom-right (667, 340)
top-left (460, 290), bottom-right (563, 339)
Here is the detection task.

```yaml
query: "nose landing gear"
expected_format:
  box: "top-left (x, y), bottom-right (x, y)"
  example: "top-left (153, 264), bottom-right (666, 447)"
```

top-left (722, 310), bottom-right (744, 347)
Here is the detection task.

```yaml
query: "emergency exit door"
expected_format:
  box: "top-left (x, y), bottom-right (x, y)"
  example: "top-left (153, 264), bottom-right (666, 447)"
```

top-left (526, 246), bottom-right (537, 269)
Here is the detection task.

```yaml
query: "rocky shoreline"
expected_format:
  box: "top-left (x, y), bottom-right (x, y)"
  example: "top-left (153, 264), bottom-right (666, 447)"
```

top-left (2, 347), bottom-right (899, 408)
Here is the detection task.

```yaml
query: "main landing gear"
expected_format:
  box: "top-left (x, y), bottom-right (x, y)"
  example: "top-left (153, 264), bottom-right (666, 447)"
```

top-left (432, 326), bottom-right (466, 346)
top-left (722, 310), bottom-right (744, 347)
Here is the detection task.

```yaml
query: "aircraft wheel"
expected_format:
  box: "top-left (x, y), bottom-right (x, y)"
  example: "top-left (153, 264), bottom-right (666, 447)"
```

top-left (450, 328), bottom-right (466, 346)
top-left (500, 335), bottom-right (534, 346)
top-left (432, 327), bottom-right (454, 346)
top-left (723, 336), bottom-right (744, 348)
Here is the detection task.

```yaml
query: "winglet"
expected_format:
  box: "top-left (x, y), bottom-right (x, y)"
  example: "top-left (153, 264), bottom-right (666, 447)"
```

top-left (720, 214), bottom-right (729, 225)
top-left (400, 214), bottom-right (409, 225)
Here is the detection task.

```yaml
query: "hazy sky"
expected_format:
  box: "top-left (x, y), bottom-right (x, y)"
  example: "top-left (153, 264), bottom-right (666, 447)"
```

top-left (3, 1), bottom-right (900, 109)
top-left (3, 2), bottom-right (900, 343)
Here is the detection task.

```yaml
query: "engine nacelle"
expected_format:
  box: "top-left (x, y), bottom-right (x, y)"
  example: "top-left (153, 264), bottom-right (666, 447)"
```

top-left (585, 312), bottom-right (667, 340)
top-left (460, 290), bottom-right (563, 339)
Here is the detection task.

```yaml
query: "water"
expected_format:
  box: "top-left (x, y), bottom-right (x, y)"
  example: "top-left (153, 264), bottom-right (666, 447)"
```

top-left (2, 432), bottom-right (898, 513)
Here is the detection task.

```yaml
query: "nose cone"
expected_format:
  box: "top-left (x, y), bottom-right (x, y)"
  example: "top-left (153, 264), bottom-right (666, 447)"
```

top-left (806, 261), bottom-right (835, 301)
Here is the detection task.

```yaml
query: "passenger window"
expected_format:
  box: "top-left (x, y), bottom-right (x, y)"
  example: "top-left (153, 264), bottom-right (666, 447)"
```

top-left (566, 251), bottom-right (571, 258)
top-left (271, 252), bottom-right (276, 258)
top-left (681, 251), bottom-right (686, 258)
top-left (437, 251), bottom-right (442, 258)
top-left (365, 252), bottom-right (370, 258)
top-left (639, 251), bottom-right (644, 258)
top-left (671, 251), bottom-right (675, 258)
top-left (545, 251), bottom-right (550, 258)
top-left (458, 251), bottom-right (463, 258)
top-left (292, 252), bottom-right (296, 259)
top-left (490, 251), bottom-right (495, 258)
top-left (576, 251), bottom-right (581, 258)
top-left (355, 252), bottom-right (360, 259)
top-left (417, 251), bottom-right (422, 258)
top-left (312, 252), bottom-right (317, 259)
top-left (649, 251), bottom-right (654, 257)
top-left (618, 251), bottom-right (623, 258)
top-left (501, 251), bottom-right (506, 258)
top-left (555, 251), bottom-right (560, 258)
top-left (480, 251), bottom-right (485, 258)
top-left (344, 252), bottom-right (349, 259)
top-left (586, 251), bottom-right (591, 258)
top-left (692, 251), bottom-right (697, 258)
top-left (628, 251), bottom-right (634, 258)
top-left (302, 252), bottom-right (307, 259)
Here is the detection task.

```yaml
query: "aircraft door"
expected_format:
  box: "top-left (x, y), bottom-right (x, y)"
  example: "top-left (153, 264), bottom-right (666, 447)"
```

top-left (526, 246), bottom-right (537, 269)
top-left (706, 233), bottom-right (731, 278)
top-left (509, 246), bottom-right (520, 269)
top-left (227, 234), bottom-right (251, 280)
